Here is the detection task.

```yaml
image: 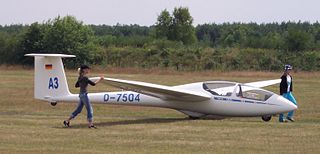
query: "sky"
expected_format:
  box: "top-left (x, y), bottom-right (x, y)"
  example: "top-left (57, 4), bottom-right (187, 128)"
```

top-left (0, 0), bottom-right (319, 26)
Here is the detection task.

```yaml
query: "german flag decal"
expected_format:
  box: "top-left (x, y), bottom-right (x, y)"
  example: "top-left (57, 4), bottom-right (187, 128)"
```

top-left (45, 64), bottom-right (53, 70)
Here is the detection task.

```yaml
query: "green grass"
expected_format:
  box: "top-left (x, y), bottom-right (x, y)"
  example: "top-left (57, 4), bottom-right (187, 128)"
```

top-left (0, 69), bottom-right (319, 153)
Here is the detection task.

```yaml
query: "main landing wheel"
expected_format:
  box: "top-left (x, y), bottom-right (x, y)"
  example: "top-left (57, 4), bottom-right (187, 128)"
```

top-left (262, 115), bottom-right (272, 122)
top-left (50, 102), bottom-right (57, 106)
top-left (188, 116), bottom-right (200, 120)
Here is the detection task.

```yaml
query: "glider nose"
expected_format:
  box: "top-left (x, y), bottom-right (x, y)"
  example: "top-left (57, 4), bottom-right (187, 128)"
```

top-left (276, 95), bottom-right (297, 112)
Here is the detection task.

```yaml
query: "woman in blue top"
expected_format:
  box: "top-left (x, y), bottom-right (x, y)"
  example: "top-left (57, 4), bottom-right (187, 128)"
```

top-left (279, 64), bottom-right (297, 122)
top-left (64, 65), bottom-right (104, 128)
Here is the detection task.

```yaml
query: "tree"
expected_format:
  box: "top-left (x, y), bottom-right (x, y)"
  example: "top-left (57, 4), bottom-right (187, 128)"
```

top-left (45, 16), bottom-right (94, 55)
top-left (285, 28), bottom-right (312, 51)
top-left (196, 24), bottom-right (220, 47)
top-left (155, 9), bottom-right (172, 39)
top-left (0, 32), bottom-right (10, 64)
top-left (155, 7), bottom-right (196, 44)
top-left (11, 22), bottom-right (46, 64)
top-left (20, 16), bottom-right (96, 66)
top-left (21, 22), bottom-right (46, 53)
top-left (171, 7), bottom-right (197, 44)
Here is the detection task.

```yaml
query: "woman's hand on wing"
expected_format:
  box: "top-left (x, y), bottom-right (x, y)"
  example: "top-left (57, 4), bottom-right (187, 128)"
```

top-left (94, 75), bottom-right (104, 84)
top-left (100, 75), bottom-right (104, 80)
top-left (97, 75), bottom-right (104, 83)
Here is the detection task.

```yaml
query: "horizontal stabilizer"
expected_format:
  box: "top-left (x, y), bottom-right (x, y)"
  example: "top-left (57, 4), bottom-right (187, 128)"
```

top-left (25, 53), bottom-right (75, 58)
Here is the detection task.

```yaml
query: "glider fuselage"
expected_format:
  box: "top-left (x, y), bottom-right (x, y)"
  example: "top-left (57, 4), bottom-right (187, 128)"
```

top-left (53, 82), bottom-right (295, 117)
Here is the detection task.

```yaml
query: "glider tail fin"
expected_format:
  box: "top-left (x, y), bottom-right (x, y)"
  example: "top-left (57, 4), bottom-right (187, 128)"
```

top-left (25, 54), bottom-right (75, 101)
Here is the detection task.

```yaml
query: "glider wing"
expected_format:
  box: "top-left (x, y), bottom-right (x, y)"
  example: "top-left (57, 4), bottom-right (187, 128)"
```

top-left (90, 77), bottom-right (211, 102)
top-left (244, 79), bottom-right (281, 88)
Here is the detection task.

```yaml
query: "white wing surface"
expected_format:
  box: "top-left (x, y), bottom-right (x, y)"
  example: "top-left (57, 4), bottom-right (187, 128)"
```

top-left (244, 79), bottom-right (281, 88)
top-left (90, 77), bottom-right (211, 102)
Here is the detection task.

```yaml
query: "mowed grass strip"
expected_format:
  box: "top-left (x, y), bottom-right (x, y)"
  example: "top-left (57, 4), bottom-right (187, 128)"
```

top-left (0, 69), bottom-right (319, 153)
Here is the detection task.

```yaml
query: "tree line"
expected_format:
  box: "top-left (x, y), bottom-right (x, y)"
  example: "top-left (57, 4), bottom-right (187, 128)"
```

top-left (0, 7), bottom-right (319, 71)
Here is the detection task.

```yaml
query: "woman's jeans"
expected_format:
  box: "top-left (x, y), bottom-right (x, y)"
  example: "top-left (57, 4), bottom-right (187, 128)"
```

top-left (279, 92), bottom-right (297, 121)
top-left (70, 93), bottom-right (93, 122)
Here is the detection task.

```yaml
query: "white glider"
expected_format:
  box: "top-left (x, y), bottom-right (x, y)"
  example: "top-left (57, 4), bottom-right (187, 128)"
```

top-left (25, 53), bottom-right (297, 121)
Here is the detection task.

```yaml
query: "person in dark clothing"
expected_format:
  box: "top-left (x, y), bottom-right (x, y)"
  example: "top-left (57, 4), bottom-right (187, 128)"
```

top-left (64, 65), bottom-right (104, 128)
top-left (279, 64), bottom-right (297, 122)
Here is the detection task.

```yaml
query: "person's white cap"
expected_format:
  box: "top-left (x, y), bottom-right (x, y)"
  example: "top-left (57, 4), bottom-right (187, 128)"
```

top-left (284, 64), bottom-right (292, 70)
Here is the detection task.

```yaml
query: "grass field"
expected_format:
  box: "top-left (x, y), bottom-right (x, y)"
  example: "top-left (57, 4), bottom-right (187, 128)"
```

top-left (0, 69), bottom-right (319, 153)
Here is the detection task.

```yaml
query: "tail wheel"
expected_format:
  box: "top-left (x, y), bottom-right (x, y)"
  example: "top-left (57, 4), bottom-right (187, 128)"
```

top-left (262, 115), bottom-right (272, 122)
top-left (50, 102), bottom-right (57, 106)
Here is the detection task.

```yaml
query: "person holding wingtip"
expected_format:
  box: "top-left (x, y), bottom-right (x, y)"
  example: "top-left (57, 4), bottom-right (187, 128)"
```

top-left (63, 65), bottom-right (104, 128)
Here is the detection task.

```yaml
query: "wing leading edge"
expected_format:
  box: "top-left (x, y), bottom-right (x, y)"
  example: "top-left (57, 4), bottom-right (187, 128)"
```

top-left (244, 79), bottom-right (281, 88)
top-left (90, 77), bottom-right (211, 102)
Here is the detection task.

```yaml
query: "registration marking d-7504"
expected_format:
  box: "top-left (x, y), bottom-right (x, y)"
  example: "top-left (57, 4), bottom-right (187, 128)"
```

top-left (104, 93), bottom-right (140, 103)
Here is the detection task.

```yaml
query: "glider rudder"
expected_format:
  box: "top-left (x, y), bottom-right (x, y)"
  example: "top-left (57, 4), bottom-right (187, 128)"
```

top-left (25, 53), bottom-right (75, 101)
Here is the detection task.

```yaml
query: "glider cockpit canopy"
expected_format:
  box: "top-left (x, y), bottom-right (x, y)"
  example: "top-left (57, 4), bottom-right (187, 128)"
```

top-left (203, 81), bottom-right (274, 101)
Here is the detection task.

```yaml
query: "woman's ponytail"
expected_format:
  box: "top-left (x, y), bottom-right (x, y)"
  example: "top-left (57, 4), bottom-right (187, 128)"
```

top-left (78, 68), bottom-right (84, 77)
